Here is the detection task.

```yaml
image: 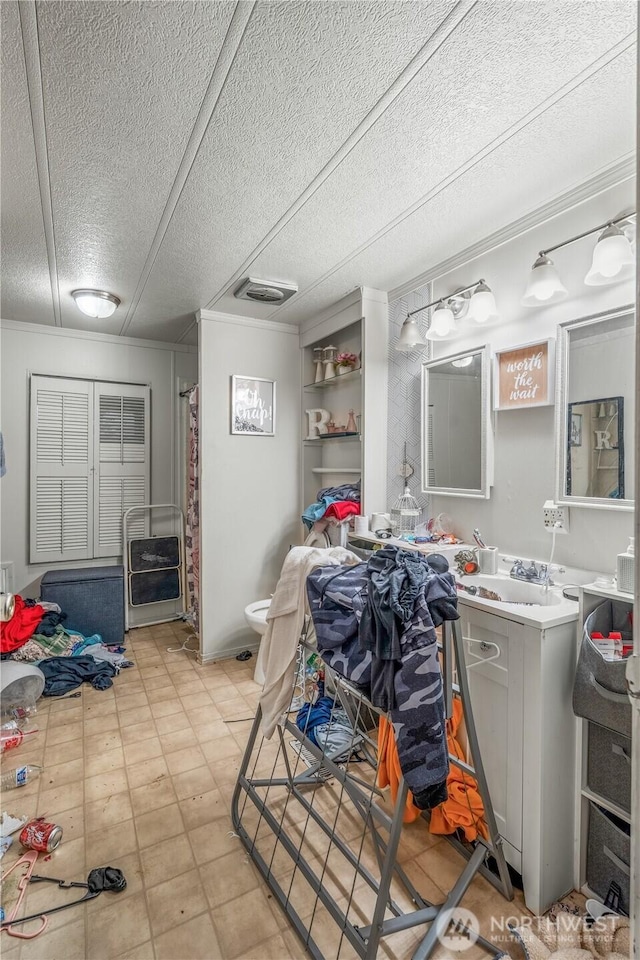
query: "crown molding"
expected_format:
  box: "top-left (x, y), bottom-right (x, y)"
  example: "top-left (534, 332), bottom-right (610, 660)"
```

top-left (388, 155), bottom-right (636, 302)
top-left (0, 318), bottom-right (197, 353)
top-left (197, 309), bottom-right (298, 335)
top-left (299, 287), bottom-right (365, 335)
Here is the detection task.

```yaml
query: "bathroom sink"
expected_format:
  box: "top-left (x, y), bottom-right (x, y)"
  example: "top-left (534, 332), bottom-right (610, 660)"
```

top-left (455, 574), bottom-right (562, 607)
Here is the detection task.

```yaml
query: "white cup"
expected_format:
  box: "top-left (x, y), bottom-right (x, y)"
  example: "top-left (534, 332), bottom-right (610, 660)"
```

top-left (354, 516), bottom-right (369, 536)
top-left (478, 546), bottom-right (498, 575)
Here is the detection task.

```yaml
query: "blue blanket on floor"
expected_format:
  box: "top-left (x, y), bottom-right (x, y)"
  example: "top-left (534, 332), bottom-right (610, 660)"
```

top-left (39, 655), bottom-right (116, 695)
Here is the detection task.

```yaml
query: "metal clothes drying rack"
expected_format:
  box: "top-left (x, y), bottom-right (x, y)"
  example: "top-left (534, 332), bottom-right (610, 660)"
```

top-left (231, 617), bottom-right (513, 959)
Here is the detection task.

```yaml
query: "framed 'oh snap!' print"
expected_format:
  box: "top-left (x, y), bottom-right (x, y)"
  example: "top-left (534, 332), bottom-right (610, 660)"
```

top-left (494, 339), bottom-right (555, 410)
top-left (230, 375), bottom-right (276, 436)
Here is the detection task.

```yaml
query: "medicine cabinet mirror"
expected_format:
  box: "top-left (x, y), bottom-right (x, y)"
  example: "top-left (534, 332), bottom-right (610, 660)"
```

top-left (421, 345), bottom-right (492, 499)
top-left (556, 306), bottom-right (634, 510)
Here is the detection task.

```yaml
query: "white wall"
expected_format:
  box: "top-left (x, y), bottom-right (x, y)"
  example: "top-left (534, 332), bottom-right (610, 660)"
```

top-left (424, 178), bottom-right (635, 575)
top-left (0, 319), bottom-right (197, 599)
top-left (197, 310), bottom-right (300, 662)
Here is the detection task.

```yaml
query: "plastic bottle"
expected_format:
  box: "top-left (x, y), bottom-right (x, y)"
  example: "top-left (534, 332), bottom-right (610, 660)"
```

top-left (0, 764), bottom-right (43, 790)
top-left (0, 720), bottom-right (39, 754)
top-left (1, 699), bottom-right (38, 724)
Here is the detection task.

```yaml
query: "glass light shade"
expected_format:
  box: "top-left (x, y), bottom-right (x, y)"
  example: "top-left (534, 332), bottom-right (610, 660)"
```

top-left (469, 281), bottom-right (497, 323)
top-left (395, 317), bottom-right (425, 352)
top-left (521, 255), bottom-right (567, 306)
top-left (585, 224), bottom-right (635, 285)
top-left (71, 289), bottom-right (120, 318)
top-left (425, 303), bottom-right (455, 340)
top-left (451, 356), bottom-right (473, 368)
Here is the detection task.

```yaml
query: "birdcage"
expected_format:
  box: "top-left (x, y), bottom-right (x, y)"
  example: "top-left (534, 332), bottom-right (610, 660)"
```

top-left (390, 483), bottom-right (421, 536)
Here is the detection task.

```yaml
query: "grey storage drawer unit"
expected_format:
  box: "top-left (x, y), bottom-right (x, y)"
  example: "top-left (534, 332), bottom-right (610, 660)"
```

top-left (573, 601), bottom-right (632, 738)
top-left (40, 566), bottom-right (124, 646)
top-left (587, 722), bottom-right (632, 815)
top-left (586, 802), bottom-right (630, 915)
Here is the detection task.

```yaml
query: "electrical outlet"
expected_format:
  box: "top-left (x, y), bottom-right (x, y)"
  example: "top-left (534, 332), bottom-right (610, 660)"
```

top-left (543, 500), bottom-right (569, 534)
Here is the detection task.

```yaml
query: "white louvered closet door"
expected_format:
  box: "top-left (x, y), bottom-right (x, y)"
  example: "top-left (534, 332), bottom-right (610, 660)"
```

top-left (30, 376), bottom-right (94, 563)
top-left (94, 383), bottom-right (150, 558)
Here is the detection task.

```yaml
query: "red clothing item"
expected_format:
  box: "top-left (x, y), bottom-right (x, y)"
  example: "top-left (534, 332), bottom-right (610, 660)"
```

top-left (323, 501), bottom-right (360, 522)
top-left (0, 596), bottom-right (45, 653)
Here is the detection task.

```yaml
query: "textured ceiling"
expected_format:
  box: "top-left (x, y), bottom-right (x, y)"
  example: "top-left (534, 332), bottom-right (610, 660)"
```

top-left (1, 0), bottom-right (637, 345)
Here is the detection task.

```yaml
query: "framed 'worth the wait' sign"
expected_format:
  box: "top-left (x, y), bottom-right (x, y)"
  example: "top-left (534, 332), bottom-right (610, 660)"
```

top-left (493, 339), bottom-right (555, 410)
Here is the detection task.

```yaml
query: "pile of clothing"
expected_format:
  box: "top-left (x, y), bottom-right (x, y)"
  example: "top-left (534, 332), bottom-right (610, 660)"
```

top-left (295, 683), bottom-right (355, 762)
top-left (1, 594), bottom-right (132, 695)
top-left (306, 546), bottom-right (458, 811)
top-left (302, 481), bottom-right (361, 531)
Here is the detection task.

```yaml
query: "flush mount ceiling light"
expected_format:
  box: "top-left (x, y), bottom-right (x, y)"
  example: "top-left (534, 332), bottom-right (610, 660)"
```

top-left (394, 278), bottom-right (498, 352)
top-left (234, 277), bottom-right (298, 304)
top-left (71, 289), bottom-right (120, 318)
top-left (522, 210), bottom-right (636, 305)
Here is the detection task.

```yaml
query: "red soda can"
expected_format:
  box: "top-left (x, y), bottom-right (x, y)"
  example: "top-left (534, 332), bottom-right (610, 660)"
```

top-left (19, 818), bottom-right (63, 852)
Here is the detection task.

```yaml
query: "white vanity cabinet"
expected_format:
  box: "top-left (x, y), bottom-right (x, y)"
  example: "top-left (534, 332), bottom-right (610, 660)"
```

top-left (460, 606), bottom-right (524, 869)
top-left (458, 595), bottom-right (579, 915)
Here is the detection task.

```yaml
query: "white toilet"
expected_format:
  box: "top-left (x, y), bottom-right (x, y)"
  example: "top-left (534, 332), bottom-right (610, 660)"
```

top-left (244, 598), bottom-right (271, 685)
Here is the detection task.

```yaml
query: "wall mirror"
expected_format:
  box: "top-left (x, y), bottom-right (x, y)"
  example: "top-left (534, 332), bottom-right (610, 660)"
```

top-left (421, 345), bottom-right (492, 499)
top-left (556, 306), bottom-right (634, 510)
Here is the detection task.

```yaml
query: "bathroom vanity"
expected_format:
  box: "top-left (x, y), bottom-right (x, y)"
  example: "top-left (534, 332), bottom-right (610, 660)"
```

top-left (456, 579), bottom-right (580, 915)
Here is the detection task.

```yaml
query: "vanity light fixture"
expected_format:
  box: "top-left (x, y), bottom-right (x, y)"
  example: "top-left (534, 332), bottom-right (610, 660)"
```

top-left (468, 280), bottom-right (498, 323)
top-left (522, 211), bottom-right (636, 305)
top-left (396, 315), bottom-right (426, 352)
top-left (395, 278), bottom-right (497, 351)
top-left (71, 289), bottom-right (121, 318)
top-left (585, 222), bottom-right (635, 286)
top-left (425, 301), bottom-right (456, 340)
top-left (522, 255), bottom-right (568, 306)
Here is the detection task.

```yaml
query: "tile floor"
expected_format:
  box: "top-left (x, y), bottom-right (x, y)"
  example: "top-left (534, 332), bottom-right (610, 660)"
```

top-left (1, 622), bottom-right (529, 959)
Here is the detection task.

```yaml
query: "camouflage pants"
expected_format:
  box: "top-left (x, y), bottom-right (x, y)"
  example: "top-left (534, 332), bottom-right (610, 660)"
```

top-left (307, 563), bottom-right (451, 809)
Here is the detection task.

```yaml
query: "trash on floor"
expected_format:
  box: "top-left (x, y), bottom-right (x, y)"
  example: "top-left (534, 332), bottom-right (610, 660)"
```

top-left (19, 819), bottom-right (63, 853)
top-left (0, 860), bottom-right (127, 939)
top-left (0, 812), bottom-right (28, 837)
top-left (0, 764), bottom-right (43, 791)
top-left (0, 718), bottom-right (39, 754)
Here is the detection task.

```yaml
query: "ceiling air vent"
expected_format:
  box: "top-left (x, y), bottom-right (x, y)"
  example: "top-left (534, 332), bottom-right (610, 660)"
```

top-left (234, 277), bottom-right (298, 305)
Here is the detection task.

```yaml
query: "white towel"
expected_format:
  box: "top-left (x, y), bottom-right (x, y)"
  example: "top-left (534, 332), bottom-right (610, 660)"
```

top-left (259, 546), bottom-right (359, 738)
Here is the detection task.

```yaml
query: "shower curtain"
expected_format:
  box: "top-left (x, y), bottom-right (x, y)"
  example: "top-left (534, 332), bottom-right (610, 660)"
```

top-left (185, 385), bottom-right (200, 634)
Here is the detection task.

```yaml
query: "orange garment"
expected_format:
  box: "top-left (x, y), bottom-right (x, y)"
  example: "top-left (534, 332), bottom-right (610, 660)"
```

top-left (377, 715), bottom-right (422, 823)
top-left (429, 698), bottom-right (488, 842)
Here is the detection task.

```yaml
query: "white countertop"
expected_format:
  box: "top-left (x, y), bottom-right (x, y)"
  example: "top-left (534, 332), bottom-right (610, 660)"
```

top-left (348, 531), bottom-right (476, 559)
top-left (454, 573), bottom-right (580, 628)
top-left (348, 533), bottom-right (580, 629)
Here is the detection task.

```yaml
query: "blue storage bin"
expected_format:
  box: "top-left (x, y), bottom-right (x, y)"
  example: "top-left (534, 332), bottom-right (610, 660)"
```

top-left (40, 566), bottom-right (125, 646)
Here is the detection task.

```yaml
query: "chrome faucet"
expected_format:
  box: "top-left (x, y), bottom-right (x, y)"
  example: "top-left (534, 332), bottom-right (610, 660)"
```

top-left (507, 559), bottom-right (563, 586)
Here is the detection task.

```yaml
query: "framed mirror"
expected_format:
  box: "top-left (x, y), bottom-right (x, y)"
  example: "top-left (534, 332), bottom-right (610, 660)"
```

top-left (421, 345), bottom-right (492, 499)
top-left (556, 306), bottom-right (634, 510)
